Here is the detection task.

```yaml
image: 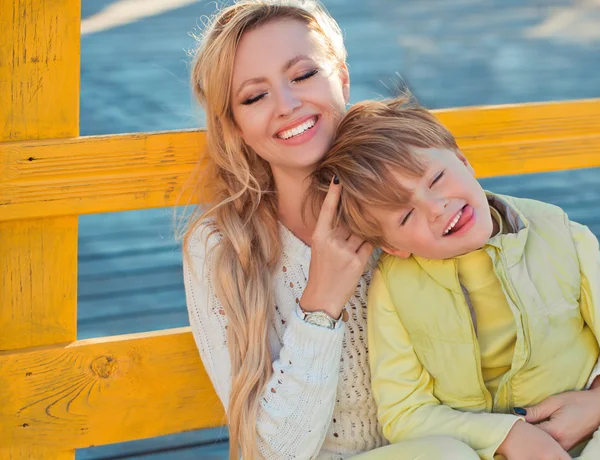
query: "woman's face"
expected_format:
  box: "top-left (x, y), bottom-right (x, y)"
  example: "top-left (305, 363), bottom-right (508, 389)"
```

top-left (230, 19), bottom-right (349, 178)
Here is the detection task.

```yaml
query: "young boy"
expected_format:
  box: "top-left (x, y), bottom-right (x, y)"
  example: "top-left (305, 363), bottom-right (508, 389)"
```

top-left (308, 97), bottom-right (600, 459)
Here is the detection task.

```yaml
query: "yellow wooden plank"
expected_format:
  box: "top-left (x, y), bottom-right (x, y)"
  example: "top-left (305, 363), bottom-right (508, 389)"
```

top-left (0, 217), bottom-right (78, 351)
top-left (0, 0), bottom-right (80, 142)
top-left (2, 98), bottom-right (600, 221)
top-left (0, 1), bottom-right (80, 456)
top-left (436, 98), bottom-right (600, 145)
top-left (462, 134), bottom-right (600, 178)
top-left (0, 447), bottom-right (73, 460)
top-left (0, 130), bottom-right (207, 221)
top-left (0, 328), bottom-right (226, 449)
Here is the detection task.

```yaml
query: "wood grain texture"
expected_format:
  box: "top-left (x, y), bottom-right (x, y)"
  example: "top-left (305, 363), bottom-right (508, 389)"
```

top-left (0, 0), bottom-right (80, 350)
top-left (0, 328), bottom-right (226, 449)
top-left (0, 447), bottom-right (73, 460)
top-left (0, 130), bottom-right (207, 221)
top-left (0, 217), bottom-right (78, 351)
top-left (1, 99), bottom-right (599, 221)
top-left (435, 98), bottom-right (600, 143)
top-left (0, 1), bottom-right (80, 456)
top-left (0, 0), bottom-right (80, 142)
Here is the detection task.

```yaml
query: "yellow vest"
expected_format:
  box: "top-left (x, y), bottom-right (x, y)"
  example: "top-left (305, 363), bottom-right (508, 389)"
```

top-left (368, 193), bottom-right (600, 460)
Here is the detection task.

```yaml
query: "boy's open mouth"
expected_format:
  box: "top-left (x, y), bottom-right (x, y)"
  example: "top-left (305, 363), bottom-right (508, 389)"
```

top-left (443, 205), bottom-right (472, 236)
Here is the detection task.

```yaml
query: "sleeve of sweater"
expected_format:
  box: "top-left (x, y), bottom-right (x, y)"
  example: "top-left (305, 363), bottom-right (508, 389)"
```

top-left (368, 268), bottom-right (521, 460)
top-left (569, 221), bottom-right (600, 388)
top-left (183, 225), bottom-right (345, 459)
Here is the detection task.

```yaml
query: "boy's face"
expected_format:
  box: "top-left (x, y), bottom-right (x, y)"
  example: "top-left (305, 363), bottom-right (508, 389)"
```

top-left (370, 147), bottom-right (494, 260)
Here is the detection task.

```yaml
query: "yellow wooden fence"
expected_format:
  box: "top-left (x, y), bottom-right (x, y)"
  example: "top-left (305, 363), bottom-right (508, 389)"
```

top-left (1, 1), bottom-right (600, 458)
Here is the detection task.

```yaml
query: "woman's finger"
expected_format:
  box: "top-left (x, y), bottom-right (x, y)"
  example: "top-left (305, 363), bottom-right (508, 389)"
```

top-left (333, 224), bottom-right (351, 241)
top-left (347, 234), bottom-right (365, 252)
top-left (315, 176), bottom-right (341, 234)
top-left (357, 241), bottom-right (375, 262)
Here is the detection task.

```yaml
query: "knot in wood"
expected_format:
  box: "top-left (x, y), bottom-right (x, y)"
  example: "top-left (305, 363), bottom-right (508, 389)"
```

top-left (91, 356), bottom-right (118, 379)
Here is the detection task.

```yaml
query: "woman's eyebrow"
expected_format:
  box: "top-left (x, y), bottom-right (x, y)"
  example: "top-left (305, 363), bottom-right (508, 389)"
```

top-left (282, 54), bottom-right (311, 72)
top-left (235, 54), bottom-right (312, 97)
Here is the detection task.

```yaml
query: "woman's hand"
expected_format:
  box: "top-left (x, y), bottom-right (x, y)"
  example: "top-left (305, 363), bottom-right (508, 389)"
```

top-left (496, 420), bottom-right (571, 460)
top-left (521, 386), bottom-right (600, 451)
top-left (300, 177), bottom-right (374, 319)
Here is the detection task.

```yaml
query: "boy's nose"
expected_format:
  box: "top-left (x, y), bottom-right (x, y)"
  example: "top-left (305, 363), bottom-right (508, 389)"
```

top-left (427, 197), bottom-right (449, 222)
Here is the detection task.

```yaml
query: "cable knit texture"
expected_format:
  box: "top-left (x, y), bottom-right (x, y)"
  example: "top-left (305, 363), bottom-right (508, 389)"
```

top-left (184, 221), bottom-right (386, 459)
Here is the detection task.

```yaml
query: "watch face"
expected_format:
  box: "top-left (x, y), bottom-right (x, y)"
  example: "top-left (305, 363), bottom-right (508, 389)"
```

top-left (306, 312), bottom-right (334, 329)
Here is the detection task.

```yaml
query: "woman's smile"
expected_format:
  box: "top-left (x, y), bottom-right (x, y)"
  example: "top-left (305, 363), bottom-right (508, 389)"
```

top-left (274, 114), bottom-right (321, 145)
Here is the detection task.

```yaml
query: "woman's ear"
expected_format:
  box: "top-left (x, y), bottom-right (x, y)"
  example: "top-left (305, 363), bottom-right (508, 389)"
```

top-left (382, 246), bottom-right (411, 259)
top-left (339, 62), bottom-right (350, 104)
top-left (454, 149), bottom-right (475, 176)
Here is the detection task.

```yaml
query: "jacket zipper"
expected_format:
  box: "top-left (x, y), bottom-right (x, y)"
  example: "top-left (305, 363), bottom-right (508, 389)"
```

top-left (493, 249), bottom-right (532, 412)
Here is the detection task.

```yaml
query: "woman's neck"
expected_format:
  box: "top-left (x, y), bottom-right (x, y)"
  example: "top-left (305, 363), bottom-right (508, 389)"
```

top-left (274, 168), bottom-right (317, 246)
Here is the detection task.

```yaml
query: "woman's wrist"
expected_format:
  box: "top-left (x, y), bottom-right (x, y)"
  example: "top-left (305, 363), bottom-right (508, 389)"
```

top-left (298, 297), bottom-right (342, 320)
top-left (299, 291), bottom-right (343, 319)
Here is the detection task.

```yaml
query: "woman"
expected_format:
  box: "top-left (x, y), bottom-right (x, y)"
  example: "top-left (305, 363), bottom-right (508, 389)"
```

top-left (182, 1), bottom-right (600, 459)
top-left (181, 1), bottom-right (478, 458)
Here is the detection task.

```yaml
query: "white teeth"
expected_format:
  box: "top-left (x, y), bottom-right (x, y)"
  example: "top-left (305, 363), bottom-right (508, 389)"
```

top-left (443, 210), bottom-right (463, 235)
top-left (278, 117), bottom-right (317, 139)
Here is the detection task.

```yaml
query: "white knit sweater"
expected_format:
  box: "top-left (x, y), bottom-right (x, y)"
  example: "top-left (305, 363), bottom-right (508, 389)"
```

top-left (184, 222), bottom-right (386, 459)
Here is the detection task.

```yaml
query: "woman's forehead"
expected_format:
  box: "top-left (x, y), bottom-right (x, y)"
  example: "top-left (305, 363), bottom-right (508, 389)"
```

top-left (232, 19), bottom-right (328, 83)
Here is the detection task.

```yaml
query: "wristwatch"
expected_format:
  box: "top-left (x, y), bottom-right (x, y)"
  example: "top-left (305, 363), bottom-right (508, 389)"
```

top-left (296, 303), bottom-right (347, 330)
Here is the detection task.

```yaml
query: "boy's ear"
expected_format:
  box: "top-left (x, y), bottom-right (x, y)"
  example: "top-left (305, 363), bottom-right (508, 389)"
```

top-left (382, 246), bottom-right (412, 259)
top-left (454, 149), bottom-right (475, 176)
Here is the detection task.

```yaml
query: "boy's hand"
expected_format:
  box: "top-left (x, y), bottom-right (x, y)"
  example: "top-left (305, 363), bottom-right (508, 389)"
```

top-left (522, 386), bottom-right (600, 451)
top-left (496, 420), bottom-right (571, 459)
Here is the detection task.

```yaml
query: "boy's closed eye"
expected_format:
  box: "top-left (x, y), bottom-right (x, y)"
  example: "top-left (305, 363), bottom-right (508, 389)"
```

top-left (400, 210), bottom-right (413, 227)
top-left (399, 170), bottom-right (445, 226)
top-left (430, 170), bottom-right (445, 186)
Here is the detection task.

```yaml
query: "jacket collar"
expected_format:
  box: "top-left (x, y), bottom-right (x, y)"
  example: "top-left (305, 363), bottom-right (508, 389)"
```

top-left (485, 192), bottom-right (529, 267)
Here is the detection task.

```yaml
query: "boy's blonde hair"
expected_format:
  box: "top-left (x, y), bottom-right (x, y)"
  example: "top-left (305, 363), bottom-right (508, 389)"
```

top-left (307, 96), bottom-right (459, 248)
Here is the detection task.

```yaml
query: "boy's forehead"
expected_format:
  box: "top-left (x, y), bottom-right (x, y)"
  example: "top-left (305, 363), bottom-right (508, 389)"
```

top-left (382, 147), bottom-right (455, 199)
top-left (410, 146), bottom-right (455, 161)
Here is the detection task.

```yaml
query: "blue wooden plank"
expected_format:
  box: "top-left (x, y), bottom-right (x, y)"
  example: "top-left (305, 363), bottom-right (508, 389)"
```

top-left (77, 428), bottom-right (228, 460)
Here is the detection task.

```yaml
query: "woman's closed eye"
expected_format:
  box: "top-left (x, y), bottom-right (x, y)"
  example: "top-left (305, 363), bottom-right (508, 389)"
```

top-left (292, 68), bottom-right (318, 83)
top-left (241, 70), bottom-right (319, 105)
top-left (242, 92), bottom-right (267, 105)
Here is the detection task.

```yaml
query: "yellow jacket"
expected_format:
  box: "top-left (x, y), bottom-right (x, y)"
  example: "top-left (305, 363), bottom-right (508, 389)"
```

top-left (368, 193), bottom-right (600, 459)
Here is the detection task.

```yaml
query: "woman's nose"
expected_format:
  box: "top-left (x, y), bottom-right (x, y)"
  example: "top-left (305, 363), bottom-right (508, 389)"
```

top-left (274, 87), bottom-right (301, 118)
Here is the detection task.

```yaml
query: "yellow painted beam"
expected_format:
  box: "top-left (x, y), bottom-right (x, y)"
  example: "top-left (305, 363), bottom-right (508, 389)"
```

top-left (0, 217), bottom-right (78, 350)
top-left (0, 0), bottom-right (80, 142)
top-left (0, 130), bottom-right (207, 221)
top-left (1, 98), bottom-right (600, 221)
top-left (435, 98), bottom-right (600, 144)
top-left (0, 328), bottom-right (226, 449)
top-left (0, 447), bottom-right (74, 460)
top-left (0, 0), bottom-right (80, 348)
top-left (462, 133), bottom-right (600, 179)
top-left (0, 0), bottom-right (80, 456)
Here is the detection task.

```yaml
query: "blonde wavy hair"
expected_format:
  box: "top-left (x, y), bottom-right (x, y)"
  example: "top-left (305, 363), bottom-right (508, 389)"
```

top-left (306, 96), bottom-right (459, 249)
top-left (182, 1), bottom-right (346, 458)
